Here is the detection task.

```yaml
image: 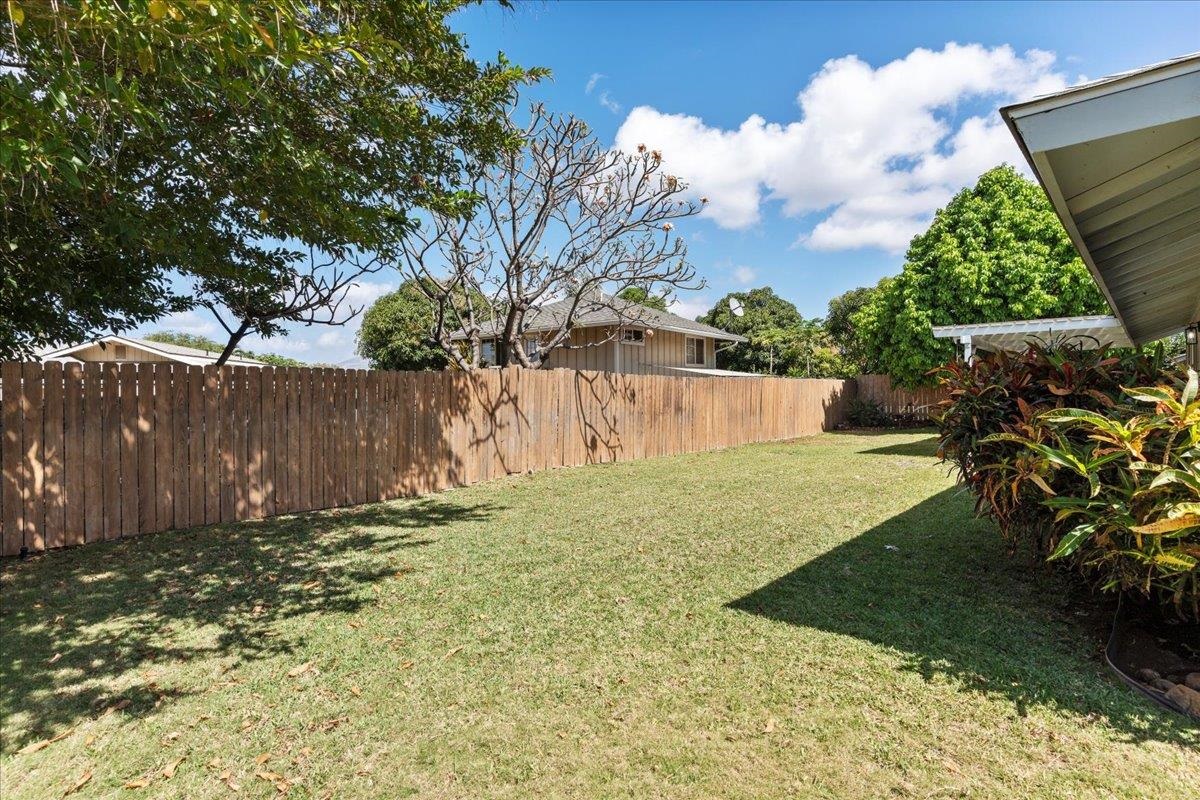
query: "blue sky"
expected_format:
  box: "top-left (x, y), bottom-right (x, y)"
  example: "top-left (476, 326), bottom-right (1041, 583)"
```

top-left (137, 1), bottom-right (1200, 364)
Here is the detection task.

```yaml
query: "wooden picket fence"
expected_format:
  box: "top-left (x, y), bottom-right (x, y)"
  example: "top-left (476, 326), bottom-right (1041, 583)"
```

top-left (854, 374), bottom-right (947, 418)
top-left (0, 362), bottom-right (853, 557)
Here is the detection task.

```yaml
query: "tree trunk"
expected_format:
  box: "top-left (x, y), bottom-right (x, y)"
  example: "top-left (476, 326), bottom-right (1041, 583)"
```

top-left (215, 321), bottom-right (253, 367)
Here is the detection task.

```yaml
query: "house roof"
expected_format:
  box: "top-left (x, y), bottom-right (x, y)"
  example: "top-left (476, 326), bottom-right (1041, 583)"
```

top-left (1000, 52), bottom-right (1200, 345)
top-left (38, 335), bottom-right (268, 367)
top-left (661, 366), bottom-right (763, 378)
top-left (931, 314), bottom-right (1134, 353)
top-left (452, 293), bottom-right (748, 343)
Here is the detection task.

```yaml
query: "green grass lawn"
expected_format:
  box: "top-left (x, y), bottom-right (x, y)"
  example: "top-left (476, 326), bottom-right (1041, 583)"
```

top-left (2, 431), bottom-right (1197, 799)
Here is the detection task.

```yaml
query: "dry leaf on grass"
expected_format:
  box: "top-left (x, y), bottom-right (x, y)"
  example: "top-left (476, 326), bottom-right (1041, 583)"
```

top-left (763, 718), bottom-right (776, 734)
top-left (287, 661), bottom-right (314, 678)
top-left (63, 769), bottom-right (92, 796)
top-left (100, 698), bottom-right (131, 717)
top-left (162, 756), bottom-right (185, 778)
top-left (18, 726), bottom-right (75, 754)
top-left (444, 646), bottom-right (463, 659)
top-left (47, 653), bottom-right (62, 664)
top-left (256, 770), bottom-right (290, 792)
top-left (123, 777), bottom-right (151, 789)
top-left (255, 753), bottom-right (272, 765)
top-left (349, 686), bottom-right (361, 697)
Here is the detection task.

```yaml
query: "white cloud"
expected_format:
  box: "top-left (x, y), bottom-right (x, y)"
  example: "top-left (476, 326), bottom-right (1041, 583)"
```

top-left (614, 43), bottom-right (1070, 253)
top-left (598, 90), bottom-right (622, 115)
top-left (316, 330), bottom-right (347, 348)
top-left (669, 294), bottom-right (713, 321)
top-left (342, 279), bottom-right (395, 309)
top-left (585, 72), bottom-right (605, 94)
top-left (732, 266), bottom-right (757, 286)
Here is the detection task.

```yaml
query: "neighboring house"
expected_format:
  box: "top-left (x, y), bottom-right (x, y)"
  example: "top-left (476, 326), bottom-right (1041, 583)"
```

top-left (454, 292), bottom-right (751, 376)
top-left (37, 335), bottom-right (267, 368)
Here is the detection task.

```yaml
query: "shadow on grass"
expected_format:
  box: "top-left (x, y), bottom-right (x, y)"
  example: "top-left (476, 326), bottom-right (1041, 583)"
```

top-left (858, 435), bottom-right (940, 458)
top-left (0, 498), bottom-right (499, 750)
top-left (728, 487), bottom-right (1197, 746)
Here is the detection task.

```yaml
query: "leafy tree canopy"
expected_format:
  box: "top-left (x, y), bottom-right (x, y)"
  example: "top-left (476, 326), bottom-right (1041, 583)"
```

top-left (0, 1), bottom-right (543, 359)
top-left (616, 286), bottom-right (669, 312)
top-left (825, 282), bottom-right (887, 373)
top-left (853, 165), bottom-right (1107, 387)
top-left (142, 331), bottom-right (303, 367)
top-left (357, 280), bottom-right (492, 371)
top-left (699, 287), bottom-right (851, 378)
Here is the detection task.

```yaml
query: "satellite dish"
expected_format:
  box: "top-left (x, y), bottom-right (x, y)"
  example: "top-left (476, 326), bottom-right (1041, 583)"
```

top-left (729, 297), bottom-right (745, 317)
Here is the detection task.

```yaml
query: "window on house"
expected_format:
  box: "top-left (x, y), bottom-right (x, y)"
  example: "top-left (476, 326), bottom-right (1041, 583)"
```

top-left (481, 339), bottom-right (497, 366)
top-left (620, 328), bottom-right (645, 345)
top-left (685, 337), bottom-right (705, 366)
top-left (525, 338), bottom-right (540, 359)
top-left (114, 344), bottom-right (128, 360)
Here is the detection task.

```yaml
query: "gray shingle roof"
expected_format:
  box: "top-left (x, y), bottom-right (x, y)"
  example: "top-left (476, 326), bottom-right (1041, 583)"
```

top-left (452, 293), bottom-right (747, 343)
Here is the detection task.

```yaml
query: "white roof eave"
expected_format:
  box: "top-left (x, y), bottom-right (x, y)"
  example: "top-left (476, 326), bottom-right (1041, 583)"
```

top-left (999, 52), bottom-right (1200, 346)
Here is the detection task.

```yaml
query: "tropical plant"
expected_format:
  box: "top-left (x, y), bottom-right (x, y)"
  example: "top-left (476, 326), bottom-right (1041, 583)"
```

top-left (700, 288), bottom-right (802, 375)
top-left (616, 286), bottom-right (669, 312)
top-left (853, 166), bottom-right (1109, 387)
top-left (934, 340), bottom-right (1195, 618)
top-left (990, 371), bottom-right (1200, 618)
top-left (699, 288), bottom-right (850, 377)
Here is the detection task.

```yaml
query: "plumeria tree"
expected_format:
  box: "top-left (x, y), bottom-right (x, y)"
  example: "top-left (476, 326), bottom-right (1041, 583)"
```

top-left (399, 105), bottom-right (704, 369)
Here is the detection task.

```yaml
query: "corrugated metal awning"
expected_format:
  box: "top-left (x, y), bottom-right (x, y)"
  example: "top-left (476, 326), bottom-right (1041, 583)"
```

top-left (1001, 53), bottom-right (1200, 346)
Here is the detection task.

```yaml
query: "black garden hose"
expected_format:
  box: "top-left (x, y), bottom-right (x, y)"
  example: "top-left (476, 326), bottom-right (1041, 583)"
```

top-left (1104, 595), bottom-right (1199, 722)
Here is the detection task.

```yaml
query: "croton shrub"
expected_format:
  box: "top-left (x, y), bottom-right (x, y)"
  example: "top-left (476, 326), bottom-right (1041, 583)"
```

top-left (934, 342), bottom-right (1199, 619)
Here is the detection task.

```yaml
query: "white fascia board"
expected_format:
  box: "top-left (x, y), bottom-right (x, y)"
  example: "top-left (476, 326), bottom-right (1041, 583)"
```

top-left (1004, 70), bottom-right (1200, 152)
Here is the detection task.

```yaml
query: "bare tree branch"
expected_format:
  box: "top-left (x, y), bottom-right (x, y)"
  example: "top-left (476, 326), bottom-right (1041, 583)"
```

top-left (199, 248), bottom-right (384, 366)
top-left (396, 104), bottom-right (704, 370)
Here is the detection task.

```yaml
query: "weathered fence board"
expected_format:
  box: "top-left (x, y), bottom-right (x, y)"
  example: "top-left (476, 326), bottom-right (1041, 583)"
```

top-left (0, 364), bottom-right (857, 556)
top-left (855, 374), bottom-right (947, 417)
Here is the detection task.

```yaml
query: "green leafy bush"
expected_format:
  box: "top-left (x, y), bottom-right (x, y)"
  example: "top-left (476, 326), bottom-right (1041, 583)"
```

top-left (935, 341), bottom-right (1197, 618)
top-left (846, 398), bottom-right (893, 428)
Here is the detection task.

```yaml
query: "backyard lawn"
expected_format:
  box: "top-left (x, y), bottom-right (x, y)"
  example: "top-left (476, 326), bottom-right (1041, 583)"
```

top-left (2, 431), bottom-right (1197, 798)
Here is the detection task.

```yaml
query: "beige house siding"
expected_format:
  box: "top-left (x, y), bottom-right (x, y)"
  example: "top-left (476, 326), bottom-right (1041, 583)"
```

top-left (537, 327), bottom-right (719, 374)
top-left (40, 337), bottom-right (265, 367)
top-left (68, 342), bottom-right (176, 363)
